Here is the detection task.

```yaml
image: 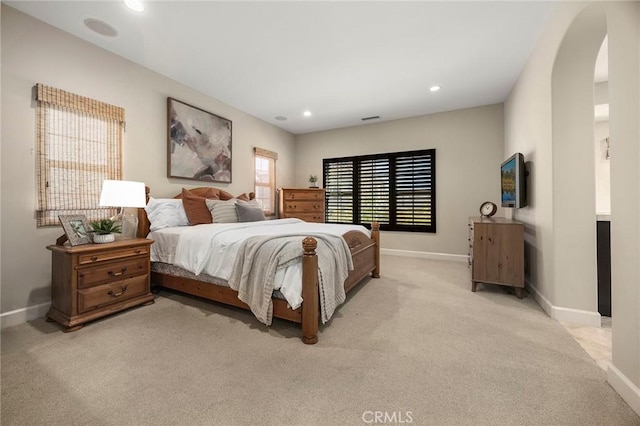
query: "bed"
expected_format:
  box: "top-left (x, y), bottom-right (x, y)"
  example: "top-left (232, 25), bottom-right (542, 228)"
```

top-left (136, 187), bottom-right (380, 344)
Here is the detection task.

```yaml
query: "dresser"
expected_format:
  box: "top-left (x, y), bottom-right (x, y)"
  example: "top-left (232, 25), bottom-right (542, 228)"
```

top-left (46, 238), bottom-right (154, 331)
top-left (278, 188), bottom-right (325, 223)
top-left (468, 217), bottom-right (524, 298)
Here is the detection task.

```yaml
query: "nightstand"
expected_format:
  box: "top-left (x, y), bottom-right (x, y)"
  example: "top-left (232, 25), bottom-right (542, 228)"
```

top-left (46, 238), bottom-right (154, 331)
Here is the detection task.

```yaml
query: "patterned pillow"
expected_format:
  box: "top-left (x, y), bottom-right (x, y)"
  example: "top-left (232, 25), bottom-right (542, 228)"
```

top-left (205, 199), bottom-right (238, 223)
top-left (236, 202), bottom-right (266, 222)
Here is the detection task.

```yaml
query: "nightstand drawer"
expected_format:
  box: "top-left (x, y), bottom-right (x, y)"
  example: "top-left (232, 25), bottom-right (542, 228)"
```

top-left (77, 275), bottom-right (149, 314)
top-left (78, 257), bottom-right (149, 288)
top-left (283, 201), bottom-right (325, 213)
top-left (79, 246), bottom-right (149, 265)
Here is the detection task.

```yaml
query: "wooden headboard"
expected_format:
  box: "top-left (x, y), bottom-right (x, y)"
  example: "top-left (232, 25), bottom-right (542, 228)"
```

top-left (137, 187), bottom-right (255, 238)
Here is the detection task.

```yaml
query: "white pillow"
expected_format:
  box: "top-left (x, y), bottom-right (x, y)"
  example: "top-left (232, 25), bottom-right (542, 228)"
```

top-left (205, 199), bottom-right (238, 223)
top-left (145, 198), bottom-right (189, 231)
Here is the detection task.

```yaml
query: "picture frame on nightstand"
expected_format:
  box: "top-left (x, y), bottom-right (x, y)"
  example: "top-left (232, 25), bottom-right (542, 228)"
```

top-left (58, 215), bottom-right (91, 246)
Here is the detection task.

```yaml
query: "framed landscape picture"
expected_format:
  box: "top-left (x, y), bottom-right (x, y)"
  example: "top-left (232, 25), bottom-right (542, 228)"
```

top-left (167, 98), bottom-right (232, 183)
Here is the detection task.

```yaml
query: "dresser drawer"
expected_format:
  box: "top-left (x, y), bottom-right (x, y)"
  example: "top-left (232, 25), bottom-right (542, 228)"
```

top-left (283, 200), bottom-right (325, 213)
top-left (283, 213), bottom-right (325, 223)
top-left (78, 257), bottom-right (149, 288)
top-left (77, 275), bottom-right (149, 314)
top-left (282, 190), bottom-right (324, 201)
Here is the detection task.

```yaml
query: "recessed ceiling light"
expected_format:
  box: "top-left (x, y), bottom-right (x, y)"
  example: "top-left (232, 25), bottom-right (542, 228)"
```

top-left (430, 85), bottom-right (441, 92)
top-left (303, 111), bottom-right (312, 117)
top-left (275, 116), bottom-right (287, 121)
top-left (124, 0), bottom-right (144, 12)
top-left (84, 18), bottom-right (118, 37)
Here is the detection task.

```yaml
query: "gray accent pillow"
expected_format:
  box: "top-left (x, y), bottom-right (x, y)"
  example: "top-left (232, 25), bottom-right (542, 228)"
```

top-left (205, 199), bottom-right (239, 223)
top-left (235, 202), bottom-right (266, 222)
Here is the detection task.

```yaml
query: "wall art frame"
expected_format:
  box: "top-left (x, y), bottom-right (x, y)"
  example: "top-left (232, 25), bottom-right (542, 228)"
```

top-left (167, 97), bottom-right (232, 183)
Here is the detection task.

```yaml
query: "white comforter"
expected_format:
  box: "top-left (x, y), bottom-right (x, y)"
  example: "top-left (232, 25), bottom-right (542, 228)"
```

top-left (148, 218), bottom-right (370, 310)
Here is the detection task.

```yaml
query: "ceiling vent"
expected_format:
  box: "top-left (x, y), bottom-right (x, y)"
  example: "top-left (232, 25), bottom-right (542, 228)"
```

top-left (361, 116), bottom-right (380, 121)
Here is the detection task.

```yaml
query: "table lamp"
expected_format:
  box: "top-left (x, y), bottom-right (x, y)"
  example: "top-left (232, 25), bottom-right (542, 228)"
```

top-left (99, 180), bottom-right (146, 239)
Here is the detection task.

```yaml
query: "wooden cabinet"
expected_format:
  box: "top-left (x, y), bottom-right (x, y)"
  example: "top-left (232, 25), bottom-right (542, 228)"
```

top-left (468, 217), bottom-right (524, 298)
top-left (46, 238), bottom-right (154, 331)
top-left (278, 188), bottom-right (325, 223)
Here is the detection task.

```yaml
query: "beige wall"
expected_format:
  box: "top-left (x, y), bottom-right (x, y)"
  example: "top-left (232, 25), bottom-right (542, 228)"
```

top-left (0, 6), bottom-right (296, 313)
top-left (505, 0), bottom-right (640, 411)
top-left (594, 121), bottom-right (610, 214)
top-left (295, 104), bottom-right (505, 256)
top-left (551, 4), bottom-right (605, 315)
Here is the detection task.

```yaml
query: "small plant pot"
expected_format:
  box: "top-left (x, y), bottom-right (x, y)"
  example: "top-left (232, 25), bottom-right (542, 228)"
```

top-left (93, 233), bottom-right (115, 244)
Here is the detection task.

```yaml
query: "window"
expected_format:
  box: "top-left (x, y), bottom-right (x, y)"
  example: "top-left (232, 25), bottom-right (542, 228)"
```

top-left (253, 147), bottom-right (277, 215)
top-left (323, 149), bottom-right (436, 232)
top-left (36, 84), bottom-right (124, 226)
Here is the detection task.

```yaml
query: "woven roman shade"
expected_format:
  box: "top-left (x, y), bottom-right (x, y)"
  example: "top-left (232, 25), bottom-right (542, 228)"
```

top-left (253, 147), bottom-right (278, 160)
top-left (36, 84), bottom-right (124, 226)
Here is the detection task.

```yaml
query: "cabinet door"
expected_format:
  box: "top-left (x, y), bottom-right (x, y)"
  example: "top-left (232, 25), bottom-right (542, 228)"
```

top-left (473, 223), bottom-right (524, 286)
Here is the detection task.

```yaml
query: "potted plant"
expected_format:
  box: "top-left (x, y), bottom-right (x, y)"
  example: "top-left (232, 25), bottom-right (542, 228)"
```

top-left (90, 219), bottom-right (121, 244)
top-left (308, 175), bottom-right (318, 188)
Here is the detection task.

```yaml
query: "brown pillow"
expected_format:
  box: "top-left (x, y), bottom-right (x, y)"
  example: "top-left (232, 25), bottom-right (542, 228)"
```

top-left (235, 193), bottom-right (250, 202)
top-left (181, 188), bottom-right (213, 225)
top-left (218, 189), bottom-right (234, 200)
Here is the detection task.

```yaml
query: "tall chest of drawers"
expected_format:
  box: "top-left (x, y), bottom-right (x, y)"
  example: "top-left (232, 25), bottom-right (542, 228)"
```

top-left (46, 238), bottom-right (154, 331)
top-left (278, 188), bottom-right (325, 223)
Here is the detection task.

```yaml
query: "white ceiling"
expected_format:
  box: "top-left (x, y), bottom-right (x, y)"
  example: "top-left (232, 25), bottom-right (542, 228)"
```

top-left (6, 1), bottom-right (555, 135)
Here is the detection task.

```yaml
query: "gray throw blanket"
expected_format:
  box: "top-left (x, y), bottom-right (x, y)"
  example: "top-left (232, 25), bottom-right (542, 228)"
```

top-left (227, 233), bottom-right (353, 325)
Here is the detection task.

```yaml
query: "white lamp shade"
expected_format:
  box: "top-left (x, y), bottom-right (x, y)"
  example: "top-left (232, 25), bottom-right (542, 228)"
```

top-left (99, 180), bottom-right (146, 208)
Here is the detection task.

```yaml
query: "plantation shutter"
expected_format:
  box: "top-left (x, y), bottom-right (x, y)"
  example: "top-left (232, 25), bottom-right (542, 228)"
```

top-left (324, 160), bottom-right (354, 223)
top-left (395, 150), bottom-right (435, 229)
top-left (36, 84), bottom-right (124, 226)
top-left (358, 157), bottom-right (390, 225)
top-left (323, 148), bottom-right (436, 232)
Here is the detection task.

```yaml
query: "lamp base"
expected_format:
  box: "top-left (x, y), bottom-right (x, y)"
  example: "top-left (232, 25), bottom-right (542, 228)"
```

top-left (120, 211), bottom-right (139, 239)
top-left (111, 209), bottom-right (139, 240)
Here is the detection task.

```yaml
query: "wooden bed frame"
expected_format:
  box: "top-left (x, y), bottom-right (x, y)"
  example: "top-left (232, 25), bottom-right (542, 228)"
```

top-left (137, 187), bottom-right (380, 344)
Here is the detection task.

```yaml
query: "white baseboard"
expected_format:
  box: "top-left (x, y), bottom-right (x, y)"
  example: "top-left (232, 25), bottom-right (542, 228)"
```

top-left (608, 363), bottom-right (640, 417)
top-left (380, 248), bottom-right (467, 263)
top-left (1, 302), bottom-right (50, 329)
top-left (527, 282), bottom-right (601, 327)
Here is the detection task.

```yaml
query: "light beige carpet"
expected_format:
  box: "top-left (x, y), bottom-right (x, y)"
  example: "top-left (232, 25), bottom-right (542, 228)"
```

top-left (2, 256), bottom-right (639, 425)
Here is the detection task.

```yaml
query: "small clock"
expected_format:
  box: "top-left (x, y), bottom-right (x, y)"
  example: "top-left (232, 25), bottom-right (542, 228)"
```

top-left (480, 201), bottom-right (497, 217)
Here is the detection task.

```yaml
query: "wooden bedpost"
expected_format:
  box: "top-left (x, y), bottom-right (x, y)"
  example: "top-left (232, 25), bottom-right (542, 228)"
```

top-left (301, 236), bottom-right (319, 345)
top-left (137, 186), bottom-right (151, 238)
top-left (371, 221), bottom-right (380, 278)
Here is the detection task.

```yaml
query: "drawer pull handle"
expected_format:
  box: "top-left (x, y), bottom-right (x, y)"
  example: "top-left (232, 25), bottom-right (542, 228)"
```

top-left (107, 286), bottom-right (128, 298)
top-left (91, 256), bottom-right (98, 261)
top-left (108, 267), bottom-right (127, 277)
top-left (135, 249), bottom-right (141, 254)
